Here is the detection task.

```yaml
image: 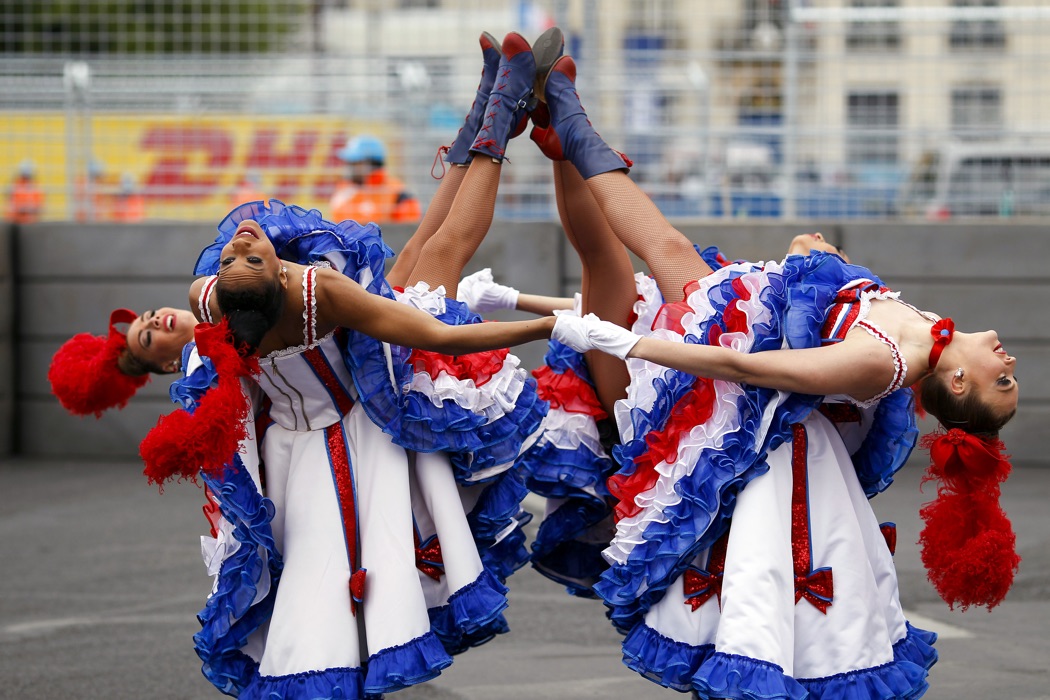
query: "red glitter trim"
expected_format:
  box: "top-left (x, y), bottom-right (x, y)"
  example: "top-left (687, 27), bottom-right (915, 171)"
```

top-left (790, 423), bottom-right (834, 614)
top-left (304, 346), bottom-right (356, 416)
top-left (818, 402), bottom-right (863, 424)
top-left (326, 422), bottom-right (362, 614)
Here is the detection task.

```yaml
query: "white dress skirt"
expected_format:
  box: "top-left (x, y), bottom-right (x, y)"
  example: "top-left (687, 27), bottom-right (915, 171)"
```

top-left (595, 253), bottom-right (935, 698)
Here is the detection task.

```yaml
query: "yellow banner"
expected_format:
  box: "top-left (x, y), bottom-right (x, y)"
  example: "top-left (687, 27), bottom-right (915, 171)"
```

top-left (1, 113), bottom-right (393, 221)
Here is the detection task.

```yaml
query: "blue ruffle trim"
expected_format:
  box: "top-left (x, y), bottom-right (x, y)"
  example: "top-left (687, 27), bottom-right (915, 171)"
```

top-left (194, 458), bottom-right (283, 696)
top-left (170, 342), bottom-right (212, 410)
top-left (428, 569), bottom-right (511, 655)
top-left (393, 299), bottom-right (548, 483)
top-left (363, 631), bottom-right (453, 694)
top-left (597, 253), bottom-right (906, 632)
top-left (530, 494), bottom-right (613, 598)
top-left (621, 623), bottom-right (715, 692)
top-left (851, 388), bottom-right (919, 497)
top-left (194, 200), bottom-right (393, 283)
top-left (620, 618), bottom-right (936, 699)
top-left (467, 468), bottom-right (532, 582)
top-left (517, 438), bottom-right (613, 499)
top-left (240, 665), bottom-right (367, 700)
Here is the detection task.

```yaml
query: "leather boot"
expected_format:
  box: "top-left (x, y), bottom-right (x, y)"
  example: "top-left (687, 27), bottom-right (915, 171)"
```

top-left (534, 55), bottom-right (631, 178)
top-left (445, 31), bottom-right (502, 166)
top-left (469, 32), bottom-right (536, 162)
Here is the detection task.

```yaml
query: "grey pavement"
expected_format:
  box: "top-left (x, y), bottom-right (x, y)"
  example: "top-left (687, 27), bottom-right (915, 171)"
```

top-left (1, 457), bottom-right (1047, 699)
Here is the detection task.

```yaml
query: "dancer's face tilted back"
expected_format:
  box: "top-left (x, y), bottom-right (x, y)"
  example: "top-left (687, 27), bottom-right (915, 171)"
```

top-left (216, 219), bottom-right (284, 293)
top-left (123, 307), bottom-right (198, 374)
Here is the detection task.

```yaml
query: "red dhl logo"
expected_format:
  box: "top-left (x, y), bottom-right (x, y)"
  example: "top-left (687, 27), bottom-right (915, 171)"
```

top-left (140, 124), bottom-right (353, 203)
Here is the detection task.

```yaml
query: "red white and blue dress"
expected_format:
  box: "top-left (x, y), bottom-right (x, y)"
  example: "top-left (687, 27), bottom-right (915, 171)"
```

top-left (583, 249), bottom-right (935, 698)
top-left (178, 201), bottom-right (543, 698)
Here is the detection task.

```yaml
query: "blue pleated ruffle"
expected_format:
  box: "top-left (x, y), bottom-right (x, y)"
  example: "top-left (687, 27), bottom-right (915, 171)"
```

top-left (466, 467), bottom-right (532, 582)
top-left (194, 458), bottom-right (283, 696)
top-left (428, 569), bottom-right (511, 655)
top-left (851, 387), bottom-right (919, 497)
top-left (597, 253), bottom-right (915, 632)
top-left (517, 338), bottom-right (613, 498)
top-left (394, 297), bottom-right (548, 483)
top-left (625, 621), bottom-right (935, 700)
top-left (530, 494), bottom-right (613, 598)
top-left (363, 631), bottom-right (453, 694)
top-left (240, 665), bottom-right (366, 700)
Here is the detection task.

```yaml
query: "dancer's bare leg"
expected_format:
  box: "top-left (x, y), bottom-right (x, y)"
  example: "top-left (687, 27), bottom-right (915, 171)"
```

top-left (387, 164), bottom-right (467, 288)
top-left (539, 54), bottom-right (711, 303)
top-left (390, 30), bottom-right (506, 289)
top-left (553, 160), bottom-right (633, 411)
top-left (404, 158), bottom-right (502, 297)
top-left (582, 172), bottom-right (709, 303)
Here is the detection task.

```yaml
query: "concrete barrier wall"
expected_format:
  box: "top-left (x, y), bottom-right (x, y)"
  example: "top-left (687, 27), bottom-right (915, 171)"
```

top-left (13, 219), bottom-right (1048, 466)
top-left (0, 224), bottom-right (13, 455)
top-left (15, 221), bottom-right (561, 459)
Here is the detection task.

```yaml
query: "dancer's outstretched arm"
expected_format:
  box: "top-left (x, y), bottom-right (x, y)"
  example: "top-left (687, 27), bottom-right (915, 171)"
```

top-left (318, 266), bottom-right (554, 355)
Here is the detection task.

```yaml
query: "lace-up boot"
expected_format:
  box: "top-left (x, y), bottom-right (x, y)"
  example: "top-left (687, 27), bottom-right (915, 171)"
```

top-left (469, 32), bottom-right (536, 162)
top-left (445, 32), bottom-right (502, 166)
top-left (533, 55), bottom-right (631, 178)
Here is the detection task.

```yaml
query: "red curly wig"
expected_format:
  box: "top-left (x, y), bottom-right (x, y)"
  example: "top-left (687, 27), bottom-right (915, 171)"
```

top-left (918, 427), bottom-right (1020, 610)
top-left (139, 320), bottom-right (258, 486)
top-left (48, 308), bottom-right (150, 417)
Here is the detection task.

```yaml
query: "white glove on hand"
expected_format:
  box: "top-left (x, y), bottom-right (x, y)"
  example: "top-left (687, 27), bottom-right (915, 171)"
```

top-left (552, 313), bottom-right (642, 360)
top-left (456, 268), bottom-right (520, 313)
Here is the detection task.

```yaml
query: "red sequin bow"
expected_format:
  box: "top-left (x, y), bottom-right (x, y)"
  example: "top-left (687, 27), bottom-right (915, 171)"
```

top-left (794, 567), bottom-right (835, 614)
top-left (683, 566), bottom-right (723, 611)
top-left (928, 317), bottom-right (956, 370)
top-left (415, 535), bottom-right (445, 582)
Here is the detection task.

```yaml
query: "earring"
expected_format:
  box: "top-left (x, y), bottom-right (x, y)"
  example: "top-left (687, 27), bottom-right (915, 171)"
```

top-left (954, 367), bottom-right (965, 379)
top-left (282, 266), bottom-right (288, 273)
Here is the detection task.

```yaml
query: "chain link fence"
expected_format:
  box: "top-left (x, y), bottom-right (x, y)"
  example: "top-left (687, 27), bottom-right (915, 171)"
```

top-left (3, 0), bottom-right (1050, 223)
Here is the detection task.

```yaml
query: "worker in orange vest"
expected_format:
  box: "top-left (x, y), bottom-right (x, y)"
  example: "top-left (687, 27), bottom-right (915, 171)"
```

top-left (6, 160), bottom-right (45, 224)
top-left (329, 135), bottom-right (421, 225)
top-left (111, 173), bottom-right (146, 222)
top-left (231, 171), bottom-right (267, 208)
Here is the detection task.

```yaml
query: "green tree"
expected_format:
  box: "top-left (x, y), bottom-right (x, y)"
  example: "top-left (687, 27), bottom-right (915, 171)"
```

top-left (0, 0), bottom-right (306, 54)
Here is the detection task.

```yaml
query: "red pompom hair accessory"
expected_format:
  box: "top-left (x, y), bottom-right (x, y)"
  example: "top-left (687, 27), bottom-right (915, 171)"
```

top-left (918, 427), bottom-right (1020, 610)
top-left (139, 320), bottom-right (259, 487)
top-left (48, 308), bottom-right (150, 417)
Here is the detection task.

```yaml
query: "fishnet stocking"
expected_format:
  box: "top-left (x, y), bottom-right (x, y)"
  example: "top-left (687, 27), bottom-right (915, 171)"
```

top-left (554, 161), bottom-right (633, 411)
top-left (405, 158), bottom-right (501, 297)
top-left (387, 163), bottom-right (467, 288)
top-left (584, 171), bottom-right (711, 302)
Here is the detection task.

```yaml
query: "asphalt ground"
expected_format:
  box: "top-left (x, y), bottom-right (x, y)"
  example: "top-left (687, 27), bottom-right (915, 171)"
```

top-left (1, 457), bottom-right (1047, 699)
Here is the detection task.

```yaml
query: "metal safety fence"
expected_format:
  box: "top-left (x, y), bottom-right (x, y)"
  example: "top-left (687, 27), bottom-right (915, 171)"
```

top-left (3, 0), bottom-right (1050, 223)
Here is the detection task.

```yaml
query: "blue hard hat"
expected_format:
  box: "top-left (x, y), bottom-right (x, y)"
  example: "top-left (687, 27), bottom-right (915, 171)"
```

top-left (337, 135), bottom-right (386, 164)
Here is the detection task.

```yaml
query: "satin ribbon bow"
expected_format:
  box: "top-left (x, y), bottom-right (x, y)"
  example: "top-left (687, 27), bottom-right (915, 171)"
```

top-left (795, 567), bottom-right (834, 614)
top-left (415, 535), bottom-right (445, 582)
top-left (683, 566), bottom-right (723, 611)
top-left (928, 317), bottom-right (956, 370)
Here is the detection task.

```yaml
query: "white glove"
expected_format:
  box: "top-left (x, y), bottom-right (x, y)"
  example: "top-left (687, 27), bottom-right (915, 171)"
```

top-left (456, 268), bottom-right (520, 313)
top-left (552, 312), bottom-right (642, 360)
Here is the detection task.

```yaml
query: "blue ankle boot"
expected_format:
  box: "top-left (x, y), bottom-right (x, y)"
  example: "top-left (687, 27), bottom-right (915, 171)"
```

top-left (469, 32), bottom-right (536, 162)
top-left (445, 32), bottom-right (502, 166)
top-left (539, 55), bottom-right (631, 179)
